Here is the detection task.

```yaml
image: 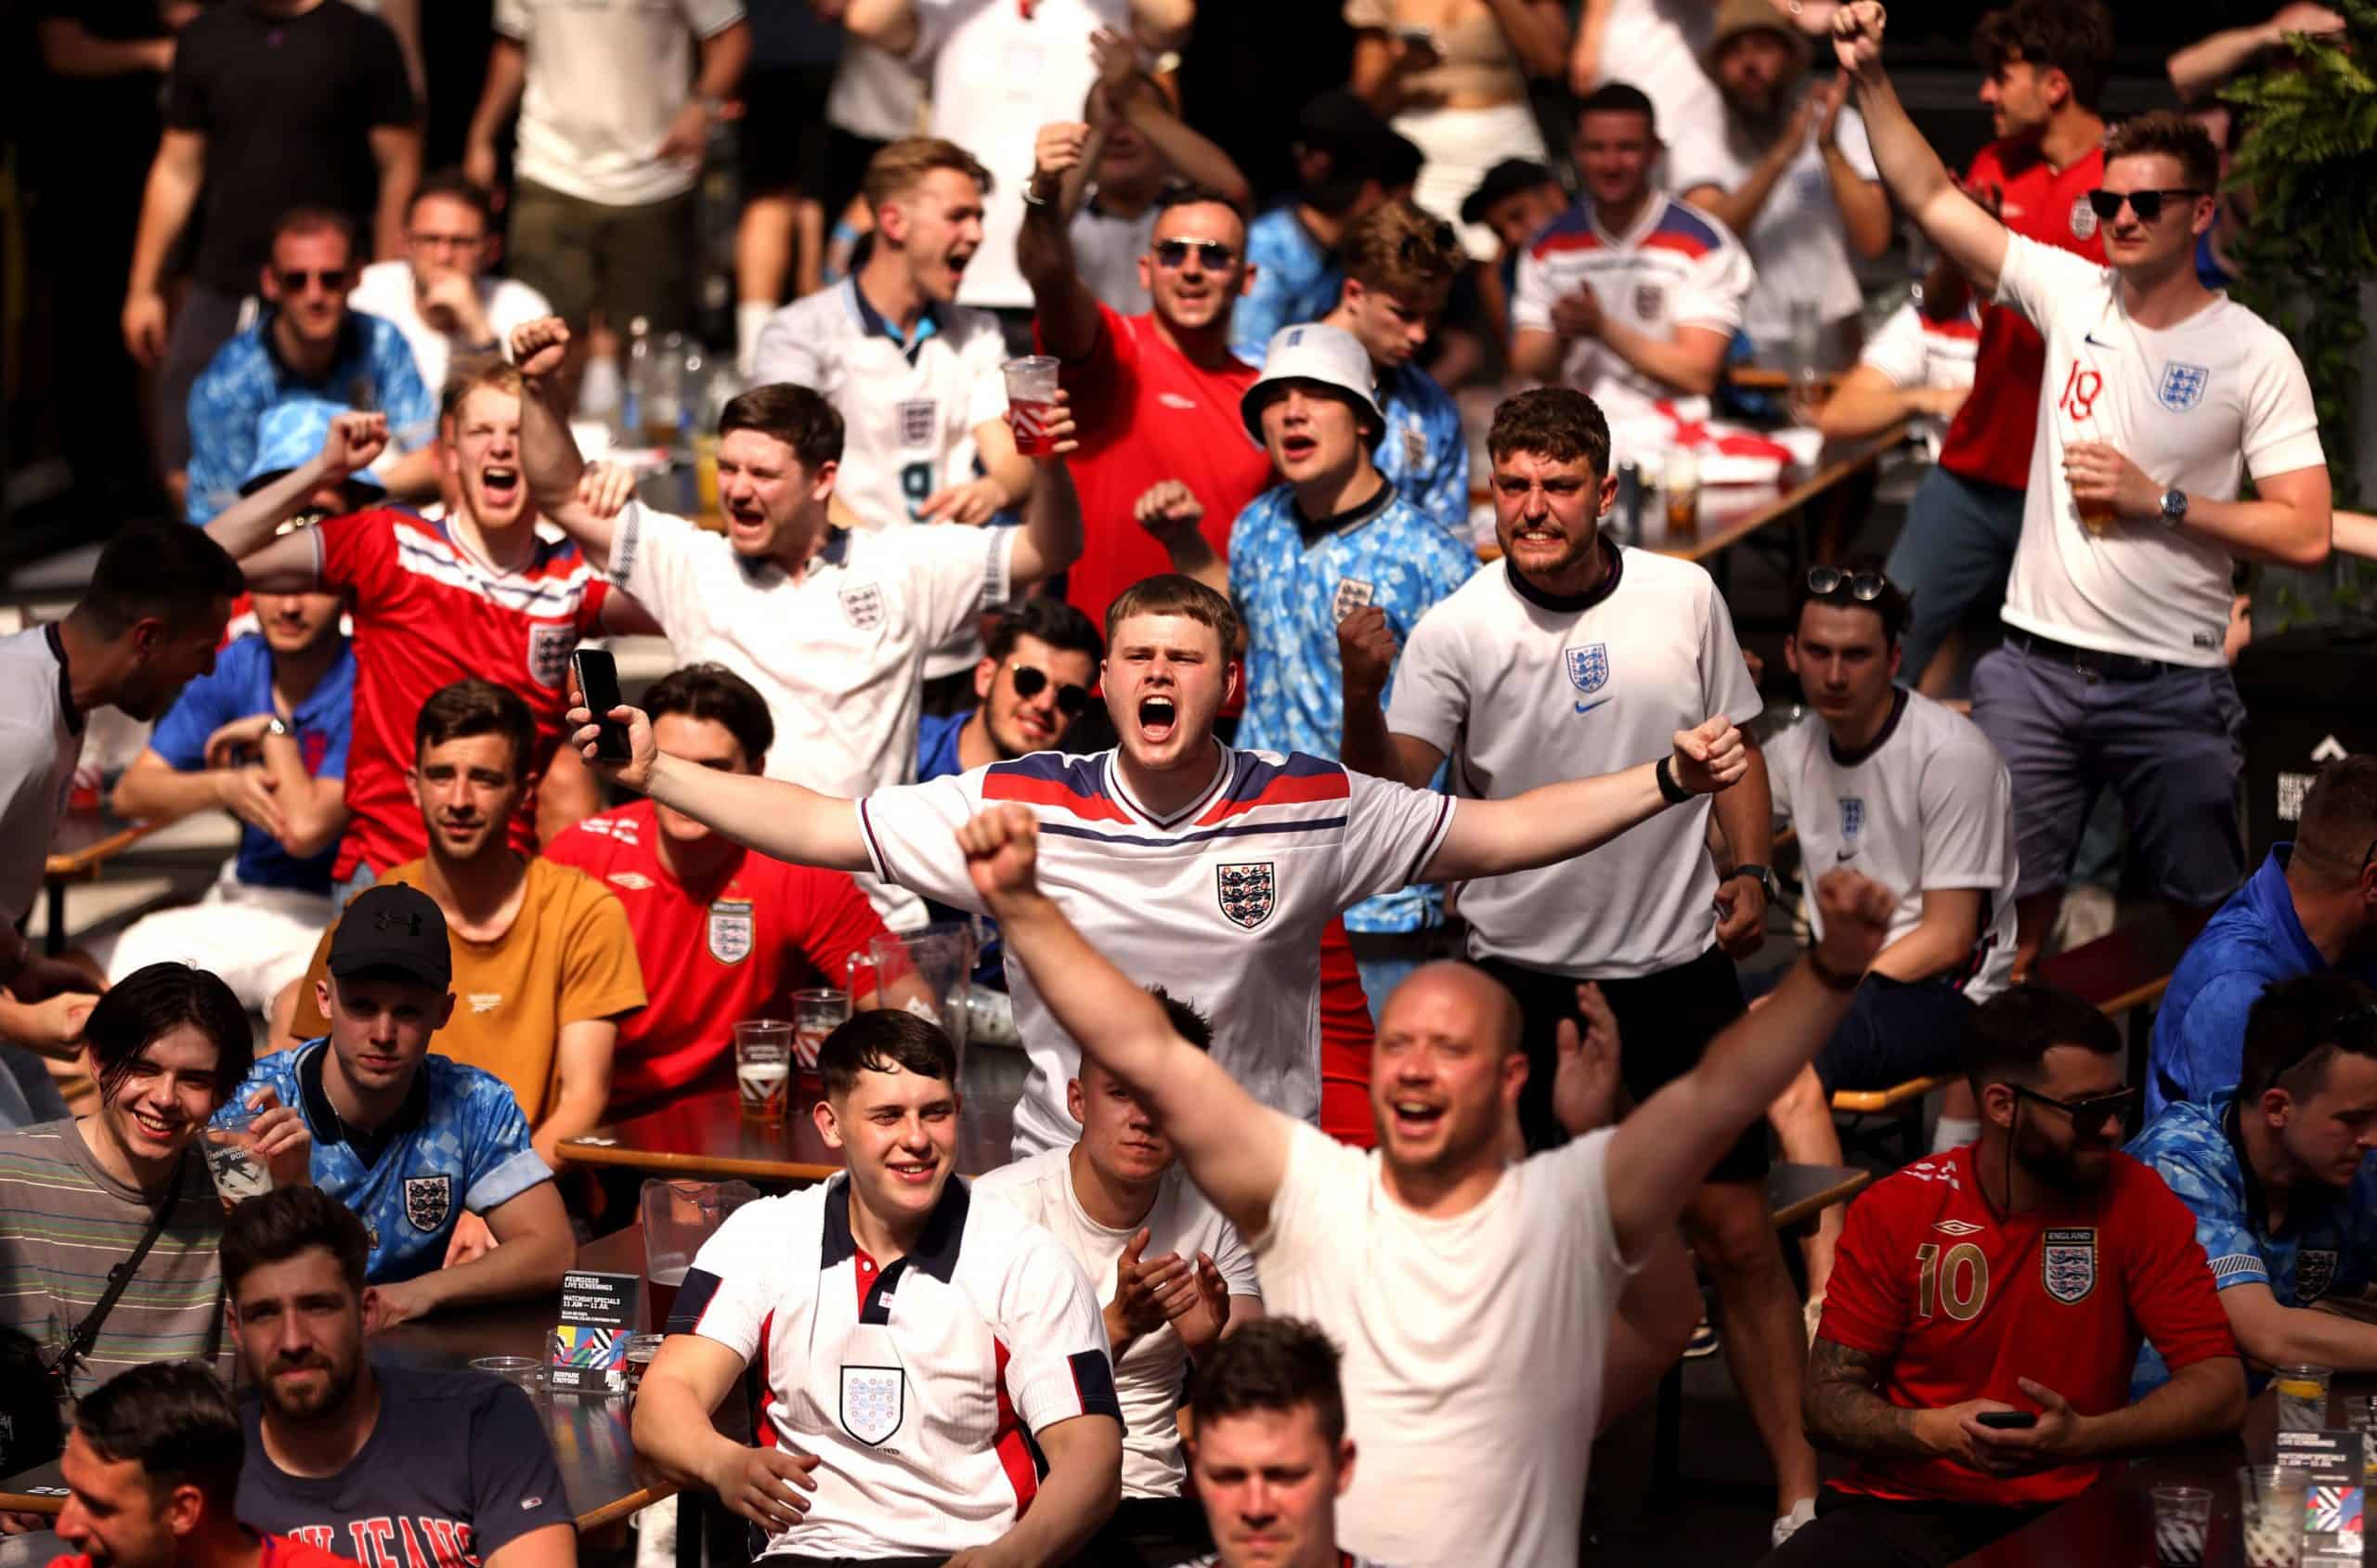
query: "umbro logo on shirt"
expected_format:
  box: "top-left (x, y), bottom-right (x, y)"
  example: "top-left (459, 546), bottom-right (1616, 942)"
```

top-left (468, 992), bottom-right (503, 1014)
top-left (1157, 393), bottom-right (1198, 410)
top-left (608, 872), bottom-right (654, 890)
top-left (1933, 1219), bottom-right (1985, 1236)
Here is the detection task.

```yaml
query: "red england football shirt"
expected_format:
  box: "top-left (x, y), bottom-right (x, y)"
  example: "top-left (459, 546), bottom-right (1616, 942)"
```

top-left (544, 799), bottom-right (890, 1109)
top-left (1935, 138), bottom-right (2108, 490)
top-left (52, 1538), bottom-right (355, 1568)
top-left (1818, 1144), bottom-right (2237, 1508)
top-left (314, 509), bottom-right (610, 881)
top-left (1318, 914), bottom-right (1377, 1149)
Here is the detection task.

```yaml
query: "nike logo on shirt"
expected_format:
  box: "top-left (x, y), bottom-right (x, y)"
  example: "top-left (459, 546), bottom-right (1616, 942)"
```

top-left (2084, 332), bottom-right (2112, 348)
top-left (1573, 698), bottom-right (1611, 715)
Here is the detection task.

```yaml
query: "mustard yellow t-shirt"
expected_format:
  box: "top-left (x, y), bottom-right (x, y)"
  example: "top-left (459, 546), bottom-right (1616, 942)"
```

top-left (292, 857), bottom-right (647, 1121)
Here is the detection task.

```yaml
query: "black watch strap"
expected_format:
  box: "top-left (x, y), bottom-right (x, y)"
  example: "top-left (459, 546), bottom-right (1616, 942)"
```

top-left (1655, 755), bottom-right (1693, 805)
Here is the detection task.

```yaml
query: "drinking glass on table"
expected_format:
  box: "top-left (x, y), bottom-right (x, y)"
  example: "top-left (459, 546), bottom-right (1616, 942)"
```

top-left (2273, 1363), bottom-right (2332, 1431)
top-left (472, 1355), bottom-right (548, 1402)
top-left (2150, 1485), bottom-right (2211, 1567)
top-left (791, 988), bottom-right (851, 1072)
top-left (622, 1333), bottom-right (664, 1401)
top-left (204, 1106), bottom-right (273, 1201)
top-left (734, 1019), bottom-right (794, 1122)
top-left (2239, 1464), bottom-right (2308, 1568)
top-left (1662, 447), bottom-right (1700, 533)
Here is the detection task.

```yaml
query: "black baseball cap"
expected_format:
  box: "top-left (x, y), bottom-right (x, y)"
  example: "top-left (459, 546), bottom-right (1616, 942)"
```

top-left (327, 885), bottom-right (452, 989)
top-left (1461, 159), bottom-right (1559, 226)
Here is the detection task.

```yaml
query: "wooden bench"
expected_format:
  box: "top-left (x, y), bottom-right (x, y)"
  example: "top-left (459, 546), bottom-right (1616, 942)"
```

top-left (1831, 1073), bottom-right (1958, 1165)
top-left (2034, 907), bottom-right (2185, 1091)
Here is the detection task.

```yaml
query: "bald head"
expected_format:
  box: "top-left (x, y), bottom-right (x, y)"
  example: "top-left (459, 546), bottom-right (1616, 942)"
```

top-left (1379, 962), bottom-right (1524, 1056)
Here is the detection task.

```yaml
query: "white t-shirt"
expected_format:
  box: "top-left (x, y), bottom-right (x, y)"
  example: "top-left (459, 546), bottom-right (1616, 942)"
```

top-left (1256, 1120), bottom-right (1630, 1566)
top-left (972, 1147), bottom-right (1261, 1497)
top-left (0, 626), bottom-right (83, 934)
top-left (1856, 296), bottom-right (1981, 454)
top-left (1511, 193), bottom-right (1754, 421)
top-left (855, 745), bottom-right (1457, 1154)
top-left (1071, 199), bottom-right (1155, 317)
top-left (1669, 104), bottom-right (1879, 343)
top-left (826, 36), bottom-right (924, 144)
top-left (1388, 550), bottom-right (1762, 978)
top-left (1995, 233), bottom-right (2324, 667)
top-left (346, 261), bottom-right (553, 402)
top-left (1592, 0), bottom-right (1722, 177)
top-left (910, 0), bottom-right (1131, 310)
top-left (1765, 690), bottom-right (2020, 1004)
top-left (494, 0), bottom-right (746, 207)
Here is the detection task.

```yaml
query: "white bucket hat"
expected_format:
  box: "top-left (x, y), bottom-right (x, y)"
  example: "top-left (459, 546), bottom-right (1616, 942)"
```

top-left (1240, 323), bottom-right (1387, 447)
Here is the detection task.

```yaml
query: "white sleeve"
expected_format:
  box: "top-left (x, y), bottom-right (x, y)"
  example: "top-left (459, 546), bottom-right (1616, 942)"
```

top-left (898, 526), bottom-right (1013, 652)
top-left (682, 0), bottom-right (745, 39)
top-left (961, 321), bottom-right (1011, 434)
top-left (1762, 721), bottom-right (1803, 823)
top-left (1512, 246), bottom-right (1556, 333)
top-left (1916, 730), bottom-right (2017, 893)
top-left (2240, 330), bottom-right (2326, 480)
top-left (1674, 228), bottom-right (1754, 332)
top-left (491, 0), bottom-right (529, 41)
top-left (1381, 602), bottom-right (1471, 755)
top-left (904, 0), bottom-right (963, 64)
top-left (610, 500), bottom-right (709, 647)
top-left (678, 1202), bottom-right (782, 1351)
top-left (1253, 1119), bottom-right (1364, 1265)
top-left (1206, 1207), bottom-right (1262, 1302)
top-left (1697, 585), bottom-right (1766, 725)
top-left (1857, 302), bottom-right (1929, 390)
top-left (1337, 769), bottom-right (1456, 903)
top-left (1993, 232), bottom-right (2101, 333)
top-left (0, 721), bottom-right (51, 927)
top-left (1834, 106), bottom-right (1880, 181)
top-left (994, 1230), bottom-right (1124, 1435)
top-left (854, 771), bottom-right (994, 913)
top-left (749, 306), bottom-right (821, 392)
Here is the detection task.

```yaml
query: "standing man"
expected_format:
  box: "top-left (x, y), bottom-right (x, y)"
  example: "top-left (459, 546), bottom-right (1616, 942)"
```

top-left (1336, 386), bottom-right (1803, 1536)
top-left (1231, 90), bottom-right (1399, 363)
top-left (1019, 124), bottom-right (1274, 634)
top-left (630, 1013), bottom-right (1125, 1563)
top-left (225, 1187), bottom-right (577, 1568)
top-left (1512, 83), bottom-right (1755, 417)
top-left (464, 0), bottom-right (749, 342)
top-left (1837, 3), bottom-right (2332, 979)
top-left (0, 525), bottom-right (242, 1126)
top-left (348, 173), bottom-right (554, 401)
top-left (1181, 1319), bottom-right (1369, 1568)
top-left (1878, 0), bottom-right (2112, 690)
top-left (962, 801), bottom-right (1894, 1566)
top-left (123, 0), bottom-right (418, 509)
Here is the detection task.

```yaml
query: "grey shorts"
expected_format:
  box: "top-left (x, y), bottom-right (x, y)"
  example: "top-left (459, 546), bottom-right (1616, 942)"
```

top-left (507, 179), bottom-right (695, 335)
top-left (1969, 635), bottom-right (2247, 909)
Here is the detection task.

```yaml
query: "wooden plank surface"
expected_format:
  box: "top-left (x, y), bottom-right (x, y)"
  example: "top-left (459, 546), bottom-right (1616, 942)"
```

top-left (1768, 1162), bottom-right (1869, 1232)
top-left (45, 809), bottom-right (155, 880)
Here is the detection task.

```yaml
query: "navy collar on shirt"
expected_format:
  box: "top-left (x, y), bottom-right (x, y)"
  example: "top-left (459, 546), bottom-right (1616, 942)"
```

top-left (736, 525), bottom-right (850, 584)
top-left (1828, 687), bottom-right (1911, 769)
top-left (822, 1172), bottom-right (970, 1301)
top-left (848, 278), bottom-right (941, 361)
top-left (299, 1037), bottom-right (430, 1170)
top-left (1506, 530), bottom-right (1625, 616)
top-left (1292, 473), bottom-right (1395, 543)
top-left (44, 622), bottom-right (83, 736)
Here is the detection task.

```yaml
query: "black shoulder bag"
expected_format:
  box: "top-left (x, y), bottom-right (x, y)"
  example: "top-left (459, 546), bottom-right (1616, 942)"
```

top-left (41, 1160), bottom-right (189, 1402)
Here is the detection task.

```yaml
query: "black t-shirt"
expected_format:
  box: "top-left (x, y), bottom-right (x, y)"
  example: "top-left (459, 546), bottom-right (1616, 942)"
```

top-left (165, 0), bottom-right (415, 293)
top-left (237, 1361), bottom-right (575, 1565)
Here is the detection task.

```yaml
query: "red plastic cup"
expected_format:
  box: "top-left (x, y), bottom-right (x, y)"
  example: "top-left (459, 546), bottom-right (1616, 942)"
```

top-left (1004, 356), bottom-right (1062, 457)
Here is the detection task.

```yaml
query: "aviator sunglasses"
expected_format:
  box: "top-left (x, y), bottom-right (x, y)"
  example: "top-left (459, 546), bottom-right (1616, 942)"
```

top-left (1010, 663), bottom-right (1091, 716)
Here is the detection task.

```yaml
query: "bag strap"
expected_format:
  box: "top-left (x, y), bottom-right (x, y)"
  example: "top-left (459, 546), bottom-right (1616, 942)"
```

top-left (47, 1159), bottom-right (190, 1392)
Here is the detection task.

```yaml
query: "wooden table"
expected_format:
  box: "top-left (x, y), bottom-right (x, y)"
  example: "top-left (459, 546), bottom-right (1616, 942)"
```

top-left (40, 809), bottom-right (158, 954)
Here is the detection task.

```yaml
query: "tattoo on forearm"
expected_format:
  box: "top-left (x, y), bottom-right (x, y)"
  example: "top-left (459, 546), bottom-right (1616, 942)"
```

top-left (1803, 1337), bottom-right (1932, 1460)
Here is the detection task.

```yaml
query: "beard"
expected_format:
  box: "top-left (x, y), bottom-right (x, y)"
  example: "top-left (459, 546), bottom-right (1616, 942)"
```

top-left (2013, 1133), bottom-right (2111, 1193)
top-left (262, 1351), bottom-right (362, 1420)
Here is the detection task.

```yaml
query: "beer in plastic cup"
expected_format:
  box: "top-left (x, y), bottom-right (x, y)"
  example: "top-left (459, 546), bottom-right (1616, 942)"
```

top-left (1004, 356), bottom-right (1062, 457)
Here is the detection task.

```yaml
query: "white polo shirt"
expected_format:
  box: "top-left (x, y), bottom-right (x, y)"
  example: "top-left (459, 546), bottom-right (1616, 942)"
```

top-left (494, 0), bottom-right (745, 207)
top-left (1255, 1119), bottom-right (1630, 1565)
top-left (1856, 297), bottom-right (1981, 454)
top-left (1511, 193), bottom-right (1754, 421)
top-left (677, 1175), bottom-right (1117, 1559)
top-left (1765, 690), bottom-right (2020, 1004)
top-left (1995, 233), bottom-right (2323, 667)
top-left (855, 745), bottom-right (1457, 1154)
top-left (1669, 105), bottom-right (1879, 342)
top-left (974, 1148), bottom-right (1261, 1498)
top-left (610, 501), bottom-right (1018, 927)
top-left (1387, 548), bottom-right (1762, 978)
top-left (0, 626), bottom-right (83, 935)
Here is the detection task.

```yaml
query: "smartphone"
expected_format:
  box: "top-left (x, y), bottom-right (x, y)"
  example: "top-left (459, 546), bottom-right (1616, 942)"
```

top-left (1395, 22), bottom-right (1439, 50)
top-left (1975, 1410), bottom-right (2037, 1431)
top-left (569, 649), bottom-right (633, 763)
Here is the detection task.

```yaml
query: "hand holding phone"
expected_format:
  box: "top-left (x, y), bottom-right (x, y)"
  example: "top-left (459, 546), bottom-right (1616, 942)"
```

top-left (1973, 1410), bottom-right (2037, 1431)
top-left (569, 649), bottom-right (633, 764)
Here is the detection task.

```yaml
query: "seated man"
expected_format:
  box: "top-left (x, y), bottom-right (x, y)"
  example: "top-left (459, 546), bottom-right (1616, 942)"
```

top-left (2148, 754), bottom-right (2377, 1117)
top-left (1814, 250), bottom-right (1979, 453)
top-left (630, 1012), bottom-right (1124, 1564)
top-left (347, 171), bottom-right (552, 403)
top-left (53, 1361), bottom-right (350, 1568)
top-left (1776, 987), bottom-right (2245, 1568)
top-left (546, 664), bottom-right (893, 1120)
top-left (975, 987), bottom-right (1263, 1564)
top-left (0, 964), bottom-right (305, 1399)
top-left (280, 680), bottom-right (647, 1165)
top-left (225, 1187), bottom-right (577, 1565)
top-left (227, 885), bottom-right (574, 1320)
top-left (2130, 974), bottom-right (2377, 1396)
top-left (1185, 1318), bottom-right (1365, 1568)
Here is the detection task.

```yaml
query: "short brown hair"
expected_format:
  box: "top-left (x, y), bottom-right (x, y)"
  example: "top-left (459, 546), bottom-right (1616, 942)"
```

top-left (1189, 1317), bottom-right (1346, 1447)
top-left (2294, 756), bottom-right (2377, 886)
top-left (721, 382), bottom-right (845, 470)
top-left (862, 136), bottom-right (994, 216)
top-left (271, 205), bottom-right (357, 256)
top-left (415, 678), bottom-right (534, 784)
top-left (1103, 573), bottom-right (1240, 664)
top-left (1973, 0), bottom-right (2114, 113)
top-left (1487, 387), bottom-right (1613, 478)
top-left (440, 355), bottom-right (525, 427)
top-left (2103, 110), bottom-right (2219, 199)
top-left (1340, 199), bottom-right (1460, 317)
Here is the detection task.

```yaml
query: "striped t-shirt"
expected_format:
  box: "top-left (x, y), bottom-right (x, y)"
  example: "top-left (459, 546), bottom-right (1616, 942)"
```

top-left (0, 1121), bottom-right (226, 1397)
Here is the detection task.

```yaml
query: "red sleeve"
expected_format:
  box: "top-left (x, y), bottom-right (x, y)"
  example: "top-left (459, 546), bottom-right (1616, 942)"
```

top-left (1317, 915), bottom-right (1375, 1148)
top-left (576, 573), bottom-right (613, 635)
top-left (2118, 1158), bottom-right (2241, 1376)
top-left (316, 509), bottom-right (396, 600)
top-left (1049, 303), bottom-right (1133, 445)
top-left (1814, 1181), bottom-right (1911, 1359)
top-left (540, 823), bottom-right (602, 875)
top-left (784, 864), bottom-right (892, 998)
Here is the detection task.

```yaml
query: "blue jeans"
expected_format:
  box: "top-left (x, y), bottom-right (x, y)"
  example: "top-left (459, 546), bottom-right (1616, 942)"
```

top-left (1884, 467), bottom-right (2025, 683)
top-left (332, 860), bottom-right (376, 910)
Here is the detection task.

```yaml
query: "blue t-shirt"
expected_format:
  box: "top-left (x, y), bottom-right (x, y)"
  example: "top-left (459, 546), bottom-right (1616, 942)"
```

top-left (1227, 480), bottom-right (1474, 935)
top-left (2147, 848), bottom-right (2377, 1117)
top-left (148, 633), bottom-right (356, 897)
top-left (1231, 206), bottom-right (1344, 363)
top-left (237, 1361), bottom-right (574, 1564)
top-left (2127, 1095), bottom-right (2377, 1397)
top-left (219, 1040), bottom-right (551, 1284)
top-left (1374, 360), bottom-right (1471, 547)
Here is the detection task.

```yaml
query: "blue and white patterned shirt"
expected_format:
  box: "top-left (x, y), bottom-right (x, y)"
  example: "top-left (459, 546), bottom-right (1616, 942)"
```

top-left (1228, 480), bottom-right (1474, 935)
top-left (184, 310), bottom-right (436, 523)
top-left (1374, 360), bottom-right (1471, 546)
top-left (1231, 207), bottom-right (1344, 365)
top-left (2126, 1095), bottom-right (2377, 1397)
top-left (218, 1040), bottom-right (552, 1284)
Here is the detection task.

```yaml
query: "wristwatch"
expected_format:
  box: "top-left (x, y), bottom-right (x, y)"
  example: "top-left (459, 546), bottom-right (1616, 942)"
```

top-left (263, 716), bottom-right (292, 740)
top-left (2160, 487), bottom-right (2189, 527)
top-left (1732, 863), bottom-right (1777, 901)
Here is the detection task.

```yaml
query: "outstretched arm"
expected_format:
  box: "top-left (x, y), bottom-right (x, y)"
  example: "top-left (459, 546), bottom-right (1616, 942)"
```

top-left (511, 317), bottom-right (619, 571)
top-left (1018, 122), bottom-right (1105, 362)
top-left (1833, 3), bottom-right (2008, 295)
top-left (202, 411), bottom-right (388, 589)
top-left (962, 806), bottom-right (1289, 1238)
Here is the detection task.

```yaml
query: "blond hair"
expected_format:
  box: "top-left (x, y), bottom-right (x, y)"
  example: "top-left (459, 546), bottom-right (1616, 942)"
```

top-left (1103, 574), bottom-right (1240, 662)
top-left (862, 136), bottom-right (994, 217)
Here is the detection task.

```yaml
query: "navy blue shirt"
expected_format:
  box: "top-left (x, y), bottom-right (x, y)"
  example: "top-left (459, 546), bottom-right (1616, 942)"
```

top-left (148, 633), bottom-right (355, 896)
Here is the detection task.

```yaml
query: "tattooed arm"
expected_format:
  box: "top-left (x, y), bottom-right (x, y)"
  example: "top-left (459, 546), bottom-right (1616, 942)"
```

top-left (1803, 1336), bottom-right (2012, 1467)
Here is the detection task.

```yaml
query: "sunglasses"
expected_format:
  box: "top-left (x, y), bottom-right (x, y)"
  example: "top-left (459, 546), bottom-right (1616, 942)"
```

top-left (1805, 565), bottom-right (1895, 602)
top-left (276, 267), bottom-right (351, 293)
top-left (2011, 1082), bottom-right (2137, 1132)
top-left (1398, 220), bottom-right (1458, 267)
top-left (1010, 663), bottom-right (1091, 716)
top-left (2084, 188), bottom-right (2203, 223)
top-left (1153, 239), bottom-right (1238, 270)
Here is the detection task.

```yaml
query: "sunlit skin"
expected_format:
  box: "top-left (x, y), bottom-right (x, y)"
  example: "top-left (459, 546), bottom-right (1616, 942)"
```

top-left (715, 428), bottom-right (838, 565)
top-left (1491, 449), bottom-right (1620, 594)
top-left (1257, 388), bottom-right (1368, 491)
top-left (313, 972), bottom-right (454, 1098)
top-left (1368, 966), bottom-right (1526, 1194)
top-left (649, 713), bottom-right (757, 859)
top-left (1481, 186), bottom-right (1566, 255)
top-left (406, 193), bottom-right (491, 320)
top-left (1714, 29), bottom-right (1800, 121)
top-left (1189, 1405), bottom-right (1357, 1568)
top-left (1785, 601), bottom-right (1902, 731)
top-left (55, 1429), bottom-right (196, 1568)
top-left (2094, 151), bottom-right (2215, 282)
top-left (1100, 612), bottom-right (1240, 780)
top-left (1069, 1059), bottom-right (1175, 1187)
top-left (882, 167), bottom-right (985, 305)
top-left (89, 1024), bottom-right (227, 1186)
top-left (2261, 1051), bottom-right (2377, 1191)
top-left (975, 634), bottom-right (1098, 759)
top-left (444, 386), bottom-right (531, 533)
top-left (1140, 201), bottom-right (1253, 339)
top-left (229, 1245), bottom-right (369, 1423)
top-left (1978, 56), bottom-right (2056, 143)
top-left (261, 228), bottom-right (354, 355)
top-left (252, 587), bottom-right (344, 659)
top-left (1994, 1043), bottom-right (2128, 1194)
top-left (1336, 279), bottom-right (1432, 370)
top-left (115, 596), bottom-right (231, 722)
top-left (408, 731), bottom-right (524, 865)
top-left (1571, 110), bottom-right (1658, 227)
top-left (814, 1066), bottom-right (963, 1246)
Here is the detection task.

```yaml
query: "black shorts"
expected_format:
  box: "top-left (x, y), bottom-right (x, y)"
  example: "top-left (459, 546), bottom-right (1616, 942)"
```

top-left (1069, 1496), bottom-right (1213, 1566)
top-left (1476, 945), bottom-right (1761, 1178)
top-left (737, 65), bottom-right (881, 221)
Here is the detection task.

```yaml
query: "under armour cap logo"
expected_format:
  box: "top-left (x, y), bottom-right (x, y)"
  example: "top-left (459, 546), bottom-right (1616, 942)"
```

top-left (374, 910), bottom-right (423, 936)
top-left (1284, 329), bottom-right (1304, 346)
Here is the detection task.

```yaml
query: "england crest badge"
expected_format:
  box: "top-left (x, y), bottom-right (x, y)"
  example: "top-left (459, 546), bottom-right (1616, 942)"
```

top-left (839, 1365), bottom-right (904, 1446)
top-left (896, 397), bottom-right (937, 449)
top-left (1633, 282), bottom-right (1666, 318)
top-left (708, 899), bottom-right (754, 965)
top-left (527, 624), bottom-right (575, 691)
top-left (403, 1174), bottom-right (453, 1233)
top-left (1216, 862), bottom-right (1277, 930)
top-left (1332, 578), bottom-right (1375, 622)
top-left (1838, 797), bottom-right (1865, 860)
top-left (2157, 362), bottom-right (2209, 412)
top-left (1565, 643), bottom-right (1609, 695)
top-left (2296, 1248), bottom-right (2340, 1304)
top-left (840, 584), bottom-right (885, 629)
top-left (2042, 1227), bottom-right (2096, 1303)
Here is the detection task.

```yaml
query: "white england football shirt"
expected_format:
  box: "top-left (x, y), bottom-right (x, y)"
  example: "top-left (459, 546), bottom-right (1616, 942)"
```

top-left (1387, 549), bottom-right (1763, 978)
top-left (1856, 297), bottom-right (1981, 454)
top-left (1669, 106), bottom-right (1880, 343)
top-left (675, 1175), bottom-right (1119, 1561)
top-left (1511, 193), bottom-right (1754, 420)
top-left (1995, 233), bottom-right (2323, 667)
top-left (973, 1148), bottom-right (1261, 1497)
top-left (1256, 1120), bottom-right (1629, 1566)
top-left (0, 626), bottom-right (83, 937)
top-left (855, 745), bottom-right (1457, 1153)
top-left (1765, 690), bottom-right (2020, 1004)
